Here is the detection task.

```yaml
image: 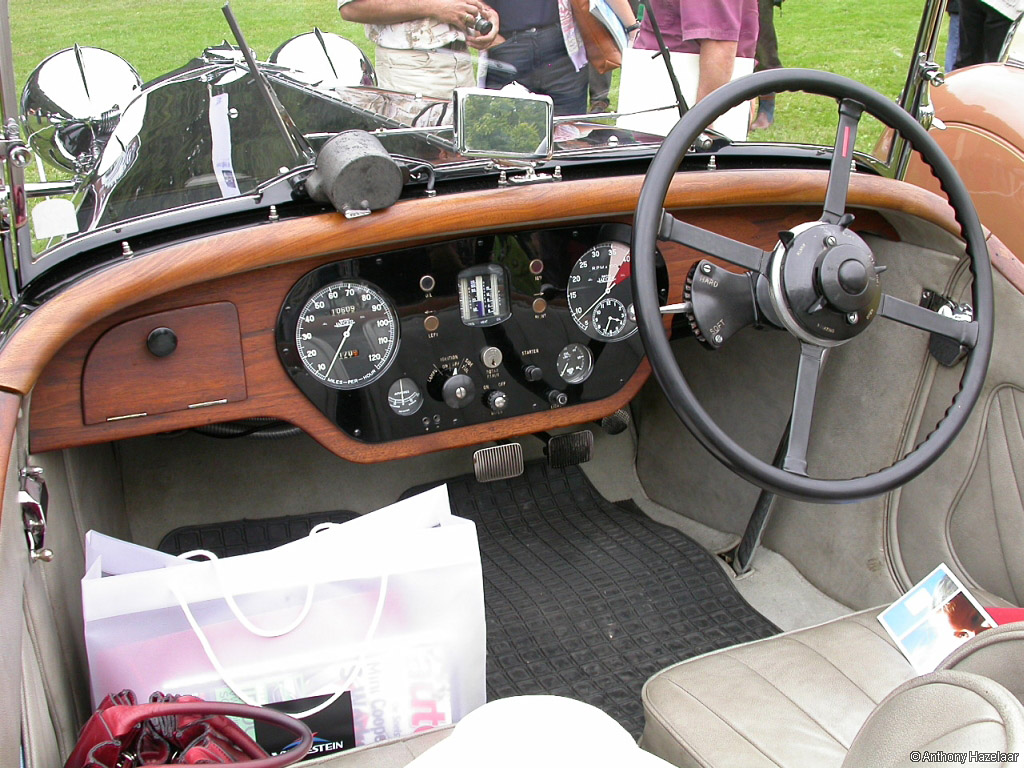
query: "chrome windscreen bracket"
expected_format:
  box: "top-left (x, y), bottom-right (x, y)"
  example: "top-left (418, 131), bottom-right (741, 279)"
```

top-left (19, 465), bottom-right (53, 562)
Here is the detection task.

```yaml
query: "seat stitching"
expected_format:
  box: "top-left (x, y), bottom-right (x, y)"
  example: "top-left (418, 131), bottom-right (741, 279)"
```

top-left (650, 673), bottom-right (795, 768)
top-left (836, 615), bottom-right (915, 673)
top-left (727, 648), bottom-right (852, 749)
top-left (786, 635), bottom-right (888, 708)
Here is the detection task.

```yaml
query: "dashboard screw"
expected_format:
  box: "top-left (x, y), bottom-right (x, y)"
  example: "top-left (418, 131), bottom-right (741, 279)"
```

top-left (825, 235), bottom-right (837, 247)
top-left (714, 334), bottom-right (723, 345)
top-left (701, 262), bottom-right (712, 274)
top-left (847, 312), bottom-right (859, 324)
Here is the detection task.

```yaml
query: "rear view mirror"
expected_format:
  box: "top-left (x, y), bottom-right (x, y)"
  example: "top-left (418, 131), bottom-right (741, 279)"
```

top-left (453, 87), bottom-right (553, 160)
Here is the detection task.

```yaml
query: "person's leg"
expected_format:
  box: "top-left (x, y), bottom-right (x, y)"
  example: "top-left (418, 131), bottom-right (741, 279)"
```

top-left (696, 39), bottom-right (739, 102)
top-left (980, 7), bottom-right (1012, 63)
top-left (484, 36), bottom-right (531, 90)
top-left (589, 65), bottom-right (612, 112)
top-left (955, 0), bottom-right (985, 68)
top-left (525, 25), bottom-right (589, 116)
top-left (375, 46), bottom-right (473, 99)
top-left (946, 12), bottom-right (961, 71)
top-left (752, 0), bottom-right (779, 129)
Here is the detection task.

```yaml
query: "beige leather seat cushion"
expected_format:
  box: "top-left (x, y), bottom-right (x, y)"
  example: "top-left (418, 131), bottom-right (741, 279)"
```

top-left (640, 608), bottom-right (917, 768)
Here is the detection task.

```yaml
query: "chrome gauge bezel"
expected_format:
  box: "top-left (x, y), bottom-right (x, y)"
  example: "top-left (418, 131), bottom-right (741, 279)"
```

top-left (293, 278), bottom-right (400, 390)
top-left (566, 240), bottom-right (639, 342)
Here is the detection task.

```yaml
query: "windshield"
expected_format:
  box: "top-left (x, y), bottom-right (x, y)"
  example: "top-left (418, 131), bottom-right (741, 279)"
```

top-left (7, 0), bottom-right (933, 275)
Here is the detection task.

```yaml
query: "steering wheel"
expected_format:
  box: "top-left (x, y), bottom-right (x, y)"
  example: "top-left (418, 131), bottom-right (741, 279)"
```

top-left (631, 69), bottom-right (993, 503)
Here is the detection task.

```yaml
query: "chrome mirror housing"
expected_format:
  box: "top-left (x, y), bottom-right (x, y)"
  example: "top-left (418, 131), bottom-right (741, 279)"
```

top-left (271, 29), bottom-right (376, 88)
top-left (453, 87), bottom-right (553, 161)
top-left (21, 45), bottom-right (141, 175)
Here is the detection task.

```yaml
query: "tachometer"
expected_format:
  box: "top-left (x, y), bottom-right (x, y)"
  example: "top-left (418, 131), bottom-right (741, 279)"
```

top-left (566, 241), bottom-right (637, 341)
top-left (294, 279), bottom-right (399, 389)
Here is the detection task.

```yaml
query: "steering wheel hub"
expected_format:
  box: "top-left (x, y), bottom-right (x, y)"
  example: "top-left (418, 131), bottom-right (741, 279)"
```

top-left (773, 222), bottom-right (882, 345)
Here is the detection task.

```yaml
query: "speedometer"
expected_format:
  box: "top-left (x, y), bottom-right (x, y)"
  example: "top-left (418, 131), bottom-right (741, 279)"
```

top-left (566, 241), bottom-right (637, 341)
top-left (294, 279), bottom-right (399, 390)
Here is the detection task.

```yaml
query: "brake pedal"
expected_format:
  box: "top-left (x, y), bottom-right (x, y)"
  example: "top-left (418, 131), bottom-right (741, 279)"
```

top-left (473, 443), bottom-right (524, 483)
top-left (547, 430), bottom-right (594, 468)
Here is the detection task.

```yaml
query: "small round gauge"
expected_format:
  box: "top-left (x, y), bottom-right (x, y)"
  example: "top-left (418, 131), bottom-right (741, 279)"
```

top-left (557, 343), bottom-right (594, 384)
top-left (593, 297), bottom-right (628, 339)
top-left (294, 279), bottom-right (399, 390)
top-left (387, 377), bottom-right (423, 415)
top-left (566, 241), bottom-right (638, 341)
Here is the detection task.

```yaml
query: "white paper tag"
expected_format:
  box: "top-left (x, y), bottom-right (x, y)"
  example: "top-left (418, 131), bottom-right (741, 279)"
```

top-left (31, 198), bottom-right (79, 239)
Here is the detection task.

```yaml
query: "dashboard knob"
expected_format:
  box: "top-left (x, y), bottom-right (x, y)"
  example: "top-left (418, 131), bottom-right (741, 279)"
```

top-left (146, 327), bottom-right (178, 357)
top-left (442, 374), bottom-right (476, 409)
top-left (486, 390), bottom-right (508, 413)
top-left (548, 390), bottom-right (568, 407)
top-left (523, 365), bottom-right (543, 382)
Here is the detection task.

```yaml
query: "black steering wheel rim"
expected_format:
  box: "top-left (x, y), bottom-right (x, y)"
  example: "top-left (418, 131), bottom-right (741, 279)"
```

top-left (632, 68), bottom-right (994, 503)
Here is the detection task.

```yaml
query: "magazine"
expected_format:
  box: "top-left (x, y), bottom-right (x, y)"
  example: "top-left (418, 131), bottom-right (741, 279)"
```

top-left (589, 0), bottom-right (628, 52)
top-left (878, 563), bottom-right (996, 674)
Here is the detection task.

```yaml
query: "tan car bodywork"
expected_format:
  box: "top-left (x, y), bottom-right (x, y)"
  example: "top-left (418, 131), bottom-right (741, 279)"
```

top-left (904, 63), bottom-right (1024, 260)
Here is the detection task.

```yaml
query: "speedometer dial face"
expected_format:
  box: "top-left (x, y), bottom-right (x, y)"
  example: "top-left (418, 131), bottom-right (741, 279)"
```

top-left (566, 241), bottom-right (638, 341)
top-left (294, 279), bottom-right (400, 390)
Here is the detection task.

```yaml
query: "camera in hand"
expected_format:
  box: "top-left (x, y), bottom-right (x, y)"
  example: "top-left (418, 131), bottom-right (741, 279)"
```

top-left (470, 15), bottom-right (493, 35)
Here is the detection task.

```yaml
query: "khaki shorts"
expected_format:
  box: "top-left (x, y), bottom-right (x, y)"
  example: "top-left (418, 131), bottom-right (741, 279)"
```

top-left (375, 45), bottom-right (475, 100)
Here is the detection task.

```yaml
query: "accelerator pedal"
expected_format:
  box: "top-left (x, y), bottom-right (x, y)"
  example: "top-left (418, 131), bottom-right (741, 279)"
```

top-left (547, 430), bottom-right (594, 468)
top-left (473, 443), bottom-right (524, 483)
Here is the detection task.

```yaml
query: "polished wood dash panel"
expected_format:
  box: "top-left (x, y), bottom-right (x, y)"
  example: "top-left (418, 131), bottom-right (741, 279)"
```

top-left (82, 303), bottom-right (246, 424)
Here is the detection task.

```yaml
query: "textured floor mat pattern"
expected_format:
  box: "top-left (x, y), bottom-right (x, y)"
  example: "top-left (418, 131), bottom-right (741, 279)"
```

top-left (159, 510), bottom-right (359, 558)
top-left (407, 463), bottom-right (779, 737)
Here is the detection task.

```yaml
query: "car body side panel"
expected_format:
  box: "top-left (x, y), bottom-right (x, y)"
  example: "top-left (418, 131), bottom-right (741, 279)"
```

top-left (905, 64), bottom-right (1024, 260)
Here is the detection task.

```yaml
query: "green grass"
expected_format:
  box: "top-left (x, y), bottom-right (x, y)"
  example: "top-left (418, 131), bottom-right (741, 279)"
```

top-left (10, 0), bottom-right (944, 152)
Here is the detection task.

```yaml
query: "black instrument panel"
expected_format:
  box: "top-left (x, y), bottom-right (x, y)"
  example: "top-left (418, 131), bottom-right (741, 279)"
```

top-left (276, 224), bottom-right (666, 443)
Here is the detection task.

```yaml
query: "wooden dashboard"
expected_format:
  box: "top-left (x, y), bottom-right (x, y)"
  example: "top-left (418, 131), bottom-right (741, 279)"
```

top-left (13, 169), bottom-right (992, 463)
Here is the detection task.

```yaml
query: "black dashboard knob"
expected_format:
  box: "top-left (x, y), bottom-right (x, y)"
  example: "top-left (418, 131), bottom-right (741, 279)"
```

top-left (146, 327), bottom-right (178, 357)
top-left (486, 390), bottom-right (508, 413)
top-left (548, 390), bottom-right (568, 407)
top-left (442, 374), bottom-right (476, 409)
top-left (523, 365), bottom-right (543, 382)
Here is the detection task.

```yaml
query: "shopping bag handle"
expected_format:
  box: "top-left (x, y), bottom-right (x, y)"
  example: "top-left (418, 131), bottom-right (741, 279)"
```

top-left (177, 549), bottom-right (315, 638)
top-left (168, 573), bottom-right (388, 720)
top-left (65, 700), bottom-right (313, 768)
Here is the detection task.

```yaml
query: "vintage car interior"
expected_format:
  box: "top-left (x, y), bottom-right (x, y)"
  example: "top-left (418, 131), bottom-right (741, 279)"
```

top-left (2, 2), bottom-right (1024, 767)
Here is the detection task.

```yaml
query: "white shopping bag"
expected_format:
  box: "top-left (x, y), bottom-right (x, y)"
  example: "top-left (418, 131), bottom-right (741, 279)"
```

top-left (82, 485), bottom-right (485, 757)
top-left (616, 47), bottom-right (755, 141)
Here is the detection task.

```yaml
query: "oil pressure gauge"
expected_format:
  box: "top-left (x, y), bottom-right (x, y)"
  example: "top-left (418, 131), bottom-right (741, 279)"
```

top-left (557, 343), bottom-right (593, 384)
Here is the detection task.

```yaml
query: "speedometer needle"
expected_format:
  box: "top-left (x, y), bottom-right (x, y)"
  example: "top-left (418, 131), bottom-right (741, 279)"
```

top-left (324, 320), bottom-right (354, 380)
top-left (578, 246), bottom-right (628, 319)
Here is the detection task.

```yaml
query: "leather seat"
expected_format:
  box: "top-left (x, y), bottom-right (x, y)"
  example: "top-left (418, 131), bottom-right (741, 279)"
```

top-left (640, 609), bottom-right (1024, 768)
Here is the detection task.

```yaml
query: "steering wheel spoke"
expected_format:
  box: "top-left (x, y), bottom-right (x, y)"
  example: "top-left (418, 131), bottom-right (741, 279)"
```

top-left (878, 294), bottom-right (979, 348)
top-left (782, 343), bottom-right (828, 476)
top-left (658, 209), bottom-right (769, 273)
top-left (821, 100), bottom-right (865, 225)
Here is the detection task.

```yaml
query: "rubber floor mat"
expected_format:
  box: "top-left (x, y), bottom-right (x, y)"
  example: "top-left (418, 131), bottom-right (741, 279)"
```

top-left (405, 462), bottom-right (780, 737)
top-left (159, 510), bottom-right (358, 558)
top-left (158, 464), bottom-right (779, 737)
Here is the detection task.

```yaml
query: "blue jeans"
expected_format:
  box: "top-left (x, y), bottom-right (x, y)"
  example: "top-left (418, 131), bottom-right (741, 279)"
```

top-left (484, 24), bottom-right (588, 116)
top-left (946, 12), bottom-right (960, 71)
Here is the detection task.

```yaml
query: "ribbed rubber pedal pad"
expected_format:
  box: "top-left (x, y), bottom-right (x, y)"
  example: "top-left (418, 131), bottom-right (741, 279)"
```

top-left (473, 442), bottom-right (524, 483)
top-left (547, 430), bottom-right (593, 468)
